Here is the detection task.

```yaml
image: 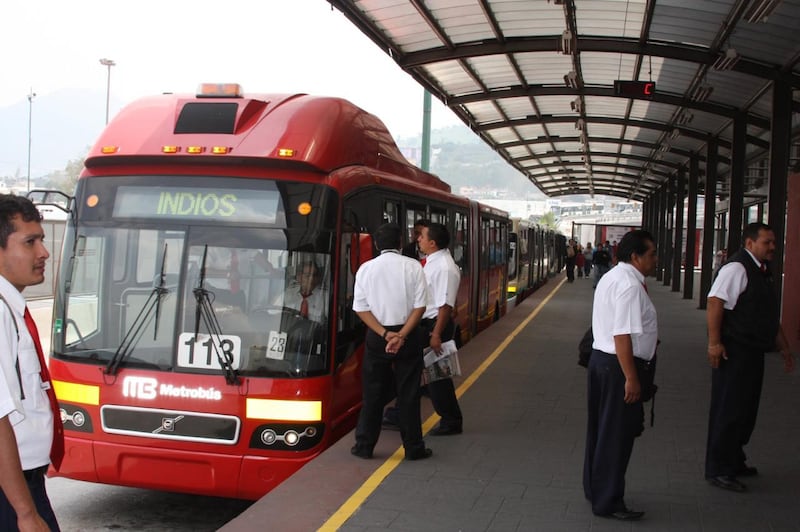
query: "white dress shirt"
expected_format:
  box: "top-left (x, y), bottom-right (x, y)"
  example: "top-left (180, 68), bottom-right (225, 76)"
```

top-left (0, 275), bottom-right (54, 470)
top-left (707, 249), bottom-right (763, 310)
top-left (422, 248), bottom-right (460, 319)
top-left (592, 262), bottom-right (658, 361)
top-left (353, 250), bottom-right (428, 326)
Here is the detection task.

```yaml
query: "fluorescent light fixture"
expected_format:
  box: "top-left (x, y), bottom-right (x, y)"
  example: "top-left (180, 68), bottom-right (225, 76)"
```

top-left (561, 30), bottom-right (576, 55)
top-left (670, 128), bottom-right (681, 139)
top-left (564, 71), bottom-right (579, 89)
top-left (691, 84), bottom-right (714, 102)
top-left (570, 97), bottom-right (582, 113)
top-left (744, 0), bottom-right (781, 22)
top-left (575, 118), bottom-right (586, 131)
top-left (713, 48), bottom-right (740, 70)
top-left (676, 110), bottom-right (694, 125)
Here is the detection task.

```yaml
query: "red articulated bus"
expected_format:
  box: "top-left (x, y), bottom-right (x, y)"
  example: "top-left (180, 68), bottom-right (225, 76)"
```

top-left (48, 84), bottom-right (509, 500)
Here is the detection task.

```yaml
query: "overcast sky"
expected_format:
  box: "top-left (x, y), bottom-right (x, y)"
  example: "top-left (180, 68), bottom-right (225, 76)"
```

top-left (3, 0), bottom-right (462, 138)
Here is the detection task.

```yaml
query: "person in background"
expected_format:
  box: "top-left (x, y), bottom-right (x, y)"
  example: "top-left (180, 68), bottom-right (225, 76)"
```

top-left (417, 222), bottom-right (463, 436)
top-left (583, 243), bottom-right (594, 278)
top-left (704, 223), bottom-right (795, 492)
top-left (0, 194), bottom-right (63, 531)
top-left (583, 230), bottom-right (658, 521)
top-left (351, 223), bottom-right (432, 461)
top-left (592, 242), bottom-right (612, 289)
top-left (565, 238), bottom-right (578, 282)
top-left (402, 219), bottom-right (429, 262)
top-left (575, 244), bottom-right (585, 278)
top-left (280, 261), bottom-right (326, 322)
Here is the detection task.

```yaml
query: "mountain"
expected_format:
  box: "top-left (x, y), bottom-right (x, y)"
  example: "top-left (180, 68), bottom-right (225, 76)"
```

top-left (0, 88), bottom-right (112, 183)
top-left (1, 89), bottom-right (544, 199)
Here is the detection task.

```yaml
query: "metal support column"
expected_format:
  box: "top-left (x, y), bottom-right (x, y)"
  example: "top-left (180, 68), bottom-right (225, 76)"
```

top-left (672, 168), bottom-right (685, 292)
top-left (768, 78), bottom-right (791, 303)
top-left (656, 186), bottom-right (667, 282)
top-left (700, 139), bottom-right (718, 310)
top-left (727, 112), bottom-right (747, 254)
top-left (683, 155), bottom-right (699, 300)
top-left (664, 177), bottom-right (674, 287)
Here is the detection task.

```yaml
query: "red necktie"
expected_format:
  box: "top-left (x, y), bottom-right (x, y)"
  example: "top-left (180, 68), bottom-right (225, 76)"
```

top-left (300, 293), bottom-right (310, 319)
top-left (24, 308), bottom-right (64, 471)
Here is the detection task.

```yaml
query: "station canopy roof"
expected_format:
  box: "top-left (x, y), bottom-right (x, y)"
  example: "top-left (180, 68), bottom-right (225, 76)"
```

top-left (328, 0), bottom-right (800, 202)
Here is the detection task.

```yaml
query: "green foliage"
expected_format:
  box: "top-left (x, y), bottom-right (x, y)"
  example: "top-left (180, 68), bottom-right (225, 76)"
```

top-left (537, 211), bottom-right (558, 231)
top-left (42, 148), bottom-right (88, 195)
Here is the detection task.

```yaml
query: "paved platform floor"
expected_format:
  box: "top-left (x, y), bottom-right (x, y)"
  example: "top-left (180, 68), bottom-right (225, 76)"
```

top-left (223, 272), bottom-right (800, 531)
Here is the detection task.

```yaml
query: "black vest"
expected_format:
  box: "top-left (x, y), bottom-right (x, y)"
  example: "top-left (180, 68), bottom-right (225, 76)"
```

top-left (721, 250), bottom-right (779, 351)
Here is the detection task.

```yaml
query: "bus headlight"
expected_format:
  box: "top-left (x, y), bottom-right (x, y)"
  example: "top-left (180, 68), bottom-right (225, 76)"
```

top-left (252, 423), bottom-right (324, 451)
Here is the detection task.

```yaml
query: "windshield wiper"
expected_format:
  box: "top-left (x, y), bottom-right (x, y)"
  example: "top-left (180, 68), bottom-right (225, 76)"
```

top-left (105, 243), bottom-right (170, 376)
top-left (192, 245), bottom-right (240, 386)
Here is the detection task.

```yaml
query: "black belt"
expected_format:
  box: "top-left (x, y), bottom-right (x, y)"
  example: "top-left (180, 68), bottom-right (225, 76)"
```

top-left (23, 465), bottom-right (48, 481)
top-left (421, 318), bottom-right (437, 325)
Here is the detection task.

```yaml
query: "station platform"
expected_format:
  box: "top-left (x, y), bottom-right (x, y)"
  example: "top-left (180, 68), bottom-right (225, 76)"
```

top-left (222, 272), bottom-right (799, 531)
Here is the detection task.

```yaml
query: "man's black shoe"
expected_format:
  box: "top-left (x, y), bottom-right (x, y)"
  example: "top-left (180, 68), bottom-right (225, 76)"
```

top-left (607, 509), bottom-right (645, 521)
top-left (350, 445), bottom-right (373, 459)
top-left (707, 475), bottom-right (746, 492)
top-left (405, 448), bottom-right (433, 461)
top-left (429, 425), bottom-right (462, 436)
top-left (736, 465), bottom-right (759, 477)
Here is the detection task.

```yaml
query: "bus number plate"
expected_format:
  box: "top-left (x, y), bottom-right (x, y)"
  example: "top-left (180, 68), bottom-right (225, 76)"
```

top-left (178, 333), bottom-right (242, 370)
top-left (266, 331), bottom-right (288, 360)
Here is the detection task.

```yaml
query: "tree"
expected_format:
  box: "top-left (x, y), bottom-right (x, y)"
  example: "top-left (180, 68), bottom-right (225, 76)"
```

top-left (537, 210), bottom-right (559, 231)
top-left (42, 148), bottom-right (88, 195)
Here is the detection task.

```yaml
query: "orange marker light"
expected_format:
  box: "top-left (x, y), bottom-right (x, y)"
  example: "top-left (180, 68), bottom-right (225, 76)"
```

top-left (86, 194), bottom-right (99, 208)
top-left (162, 146), bottom-right (180, 153)
top-left (211, 146), bottom-right (230, 154)
top-left (297, 202), bottom-right (312, 216)
top-left (101, 146), bottom-right (119, 154)
top-left (278, 148), bottom-right (295, 157)
top-left (197, 83), bottom-right (243, 98)
top-left (186, 146), bottom-right (205, 154)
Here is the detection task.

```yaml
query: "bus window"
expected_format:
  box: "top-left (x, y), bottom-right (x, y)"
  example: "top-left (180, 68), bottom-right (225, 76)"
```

top-left (429, 206), bottom-right (447, 225)
top-left (383, 200), bottom-right (399, 224)
top-left (454, 211), bottom-right (468, 273)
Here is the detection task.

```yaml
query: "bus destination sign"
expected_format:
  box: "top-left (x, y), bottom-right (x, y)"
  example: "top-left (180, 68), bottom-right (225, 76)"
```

top-left (613, 80), bottom-right (656, 98)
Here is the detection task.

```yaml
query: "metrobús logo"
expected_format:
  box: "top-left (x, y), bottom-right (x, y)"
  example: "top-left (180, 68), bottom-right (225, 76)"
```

top-left (122, 376), bottom-right (222, 401)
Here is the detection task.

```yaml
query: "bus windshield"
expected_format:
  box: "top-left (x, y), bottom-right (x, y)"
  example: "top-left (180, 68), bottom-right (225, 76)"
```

top-left (54, 176), bottom-right (337, 379)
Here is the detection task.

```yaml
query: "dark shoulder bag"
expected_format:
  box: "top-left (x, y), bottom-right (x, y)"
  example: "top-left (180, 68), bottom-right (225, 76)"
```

top-left (577, 326), bottom-right (593, 368)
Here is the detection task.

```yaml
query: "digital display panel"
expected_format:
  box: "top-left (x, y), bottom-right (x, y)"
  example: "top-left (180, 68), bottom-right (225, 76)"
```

top-left (613, 80), bottom-right (655, 98)
top-left (113, 186), bottom-right (280, 224)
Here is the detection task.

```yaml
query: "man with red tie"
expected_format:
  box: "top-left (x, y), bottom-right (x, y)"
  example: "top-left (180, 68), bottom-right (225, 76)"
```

top-left (281, 261), bottom-right (326, 322)
top-left (0, 194), bottom-right (62, 531)
top-left (705, 222), bottom-right (795, 492)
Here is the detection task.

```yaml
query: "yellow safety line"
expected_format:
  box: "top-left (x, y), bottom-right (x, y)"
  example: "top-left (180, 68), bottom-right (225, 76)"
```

top-left (319, 277), bottom-right (567, 531)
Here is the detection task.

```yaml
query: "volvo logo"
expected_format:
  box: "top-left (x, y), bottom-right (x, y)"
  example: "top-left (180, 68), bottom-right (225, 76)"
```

top-left (153, 415), bottom-right (184, 434)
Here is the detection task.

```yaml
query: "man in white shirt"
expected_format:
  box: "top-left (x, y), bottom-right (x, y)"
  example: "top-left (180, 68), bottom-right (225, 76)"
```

top-left (351, 223), bottom-right (432, 461)
top-left (704, 222), bottom-right (794, 492)
top-left (583, 230), bottom-right (657, 521)
top-left (0, 195), bottom-right (62, 531)
top-left (280, 261), bottom-right (326, 322)
top-left (417, 222), bottom-right (463, 436)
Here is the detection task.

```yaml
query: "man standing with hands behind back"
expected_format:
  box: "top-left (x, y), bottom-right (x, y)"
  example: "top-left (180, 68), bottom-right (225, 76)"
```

top-left (0, 195), bottom-right (63, 531)
top-left (704, 222), bottom-right (794, 492)
top-left (417, 222), bottom-right (463, 436)
top-left (351, 223), bottom-right (433, 461)
top-left (583, 230), bottom-right (658, 521)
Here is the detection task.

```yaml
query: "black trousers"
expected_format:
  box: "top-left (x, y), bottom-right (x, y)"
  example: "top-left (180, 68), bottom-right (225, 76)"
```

top-left (354, 327), bottom-right (426, 455)
top-left (705, 342), bottom-right (765, 478)
top-left (566, 257), bottom-right (576, 281)
top-left (583, 351), bottom-right (644, 515)
top-left (421, 318), bottom-right (463, 430)
top-left (0, 466), bottom-right (60, 531)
